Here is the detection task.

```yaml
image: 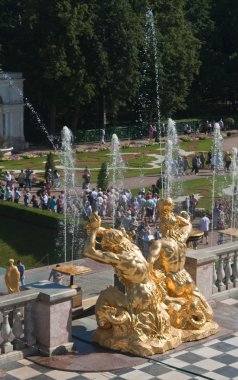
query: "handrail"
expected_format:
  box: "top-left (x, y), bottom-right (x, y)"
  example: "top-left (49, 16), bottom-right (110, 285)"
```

top-left (205, 241), bottom-right (238, 256)
top-left (74, 120), bottom-right (205, 143)
top-left (0, 289), bottom-right (39, 310)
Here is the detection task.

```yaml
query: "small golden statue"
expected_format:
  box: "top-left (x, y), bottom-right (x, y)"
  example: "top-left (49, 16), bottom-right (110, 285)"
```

top-left (84, 200), bottom-right (218, 355)
top-left (5, 259), bottom-right (20, 294)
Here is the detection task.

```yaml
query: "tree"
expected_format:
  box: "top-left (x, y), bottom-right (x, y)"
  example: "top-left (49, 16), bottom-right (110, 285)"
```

top-left (132, 0), bottom-right (201, 118)
top-left (201, 0), bottom-right (238, 107)
top-left (184, 0), bottom-right (215, 112)
top-left (97, 162), bottom-right (109, 191)
top-left (151, 0), bottom-right (201, 116)
top-left (0, 0), bottom-right (223, 131)
top-left (0, 0), bottom-right (95, 133)
top-left (86, 0), bottom-right (143, 126)
top-left (185, 0), bottom-right (238, 112)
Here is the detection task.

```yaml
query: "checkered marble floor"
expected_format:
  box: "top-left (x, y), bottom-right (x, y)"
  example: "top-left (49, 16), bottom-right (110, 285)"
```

top-left (1, 298), bottom-right (238, 380)
top-left (219, 297), bottom-right (238, 307)
top-left (2, 332), bottom-right (238, 380)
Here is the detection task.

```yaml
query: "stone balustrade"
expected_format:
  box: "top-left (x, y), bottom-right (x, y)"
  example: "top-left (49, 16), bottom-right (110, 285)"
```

top-left (186, 241), bottom-right (238, 300)
top-left (0, 281), bottom-right (76, 358)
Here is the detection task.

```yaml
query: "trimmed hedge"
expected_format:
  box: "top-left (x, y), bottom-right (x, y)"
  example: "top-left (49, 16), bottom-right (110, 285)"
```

top-left (0, 201), bottom-right (88, 267)
top-left (0, 201), bottom-right (61, 229)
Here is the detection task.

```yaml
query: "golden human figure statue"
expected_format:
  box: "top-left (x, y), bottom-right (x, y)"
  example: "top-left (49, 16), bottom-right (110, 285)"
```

top-left (5, 259), bottom-right (20, 294)
top-left (84, 213), bottom-right (181, 355)
top-left (147, 198), bottom-right (218, 338)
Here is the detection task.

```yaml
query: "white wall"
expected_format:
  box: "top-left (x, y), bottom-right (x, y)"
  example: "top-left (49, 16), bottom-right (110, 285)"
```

top-left (0, 72), bottom-right (26, 149)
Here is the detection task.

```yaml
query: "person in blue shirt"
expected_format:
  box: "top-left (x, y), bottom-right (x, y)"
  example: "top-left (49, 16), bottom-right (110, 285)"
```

top-left (17, 260), bottom-right (25, 286)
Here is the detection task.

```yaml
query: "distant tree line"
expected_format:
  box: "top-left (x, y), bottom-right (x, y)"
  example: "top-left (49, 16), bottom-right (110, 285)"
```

top-left (0, 0), bottom-right (237, 139)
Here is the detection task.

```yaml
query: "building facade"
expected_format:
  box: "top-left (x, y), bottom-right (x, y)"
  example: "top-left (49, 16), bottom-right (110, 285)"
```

top-left (0, 72), bottom-right (26, 149)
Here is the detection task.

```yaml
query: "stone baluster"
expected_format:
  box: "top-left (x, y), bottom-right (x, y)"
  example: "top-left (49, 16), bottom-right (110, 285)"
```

top-left (1, 312), bottom-right (13, 353)
top-left (224, 253), bottom-right (233, 289)
top-left (12, 311), bottom-right (25, 350)
top-left (24, 302), bottom-right (36, 347)
top-left (232, 252), bottom-right (238, 288)
top-left (212, 261), bottom-right (218, 294)
top-left (217, 255), bottom-right (226, 292)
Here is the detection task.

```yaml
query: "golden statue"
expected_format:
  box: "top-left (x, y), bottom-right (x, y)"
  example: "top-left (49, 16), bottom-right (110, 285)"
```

top-left (84, 200), bottom-right (218, 356)
top-left (84, 213), bottom-right (180, 355)
top-left (148, 198), bottom-right (218, 339)
top-left (5, 259), bottom-right (20, 294)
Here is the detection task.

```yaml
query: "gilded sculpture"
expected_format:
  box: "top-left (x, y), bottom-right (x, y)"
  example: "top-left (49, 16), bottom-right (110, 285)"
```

top-left (84, 213), bottom-right (180, 355)
top-left (84, 199), bottom-right (218, 355)
top-left (5, 259), bottom-right (20, 294)
top-left (148, 198), bottom-right (218, 338)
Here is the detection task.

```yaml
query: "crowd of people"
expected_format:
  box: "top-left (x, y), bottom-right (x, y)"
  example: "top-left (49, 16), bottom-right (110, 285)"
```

top-left (80, 183), bottom-right (209, 255)
top-left (147, 118), bottom-right (227, 141)
top-left (0, 168), bottom-right (63, 212)
top-left (183, 118), bottom-right (229, 136)
top-left (1, 163), bottom-right (233, 233)
top-left (162, 148), bottom-right (234, 178)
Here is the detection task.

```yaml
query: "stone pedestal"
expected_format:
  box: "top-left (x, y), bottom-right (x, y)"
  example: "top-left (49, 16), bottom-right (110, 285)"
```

top-left (185, 249), bottom-right (216, 300)
top-left (25, 281), bottom-right (76, 356)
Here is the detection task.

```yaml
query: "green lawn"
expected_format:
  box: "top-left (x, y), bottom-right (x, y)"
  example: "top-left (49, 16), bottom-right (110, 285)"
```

top-left (0, 156), bottom-right (46, 170)
top-left (181, 174), bottom-right (232, 210)
top-left (0, 138), bottom-right (217, 184)
top-left (0, 144), bottom-right (163, 184)
top-left (180, 139), bottom-right (213, 153)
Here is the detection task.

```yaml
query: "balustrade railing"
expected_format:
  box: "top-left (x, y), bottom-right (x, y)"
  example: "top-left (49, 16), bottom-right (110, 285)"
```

top-left (0, 290), bottom-right (38, 354)
top-left (0, 284), bottom-right (76, 358)
top-left (185, 241), bottom-right (238, 299)
top-left (202, 242), bottom-right (238, 294)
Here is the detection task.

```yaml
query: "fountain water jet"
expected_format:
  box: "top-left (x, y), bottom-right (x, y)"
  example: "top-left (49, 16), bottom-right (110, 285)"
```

top-left (211, 123), bottom-right (225, 245)
top-left (162, 118), bottom-right (182, 199)
top-left (109, 134), bottom-right (125, 227)
top-left (56, 126), bottom-right (83, 263)
top-left (138, 9), bottom-right (162, 181)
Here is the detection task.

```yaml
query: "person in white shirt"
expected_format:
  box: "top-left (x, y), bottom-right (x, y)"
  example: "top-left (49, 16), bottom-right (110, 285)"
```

top-left (48, 264), bottom-right (64, 284)
top-left (41, 192), bottom-right (48, 210)
top-left (5, 171), bottom-right (12, 187)
top-left (199, 213), bottom-right (210, 244)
